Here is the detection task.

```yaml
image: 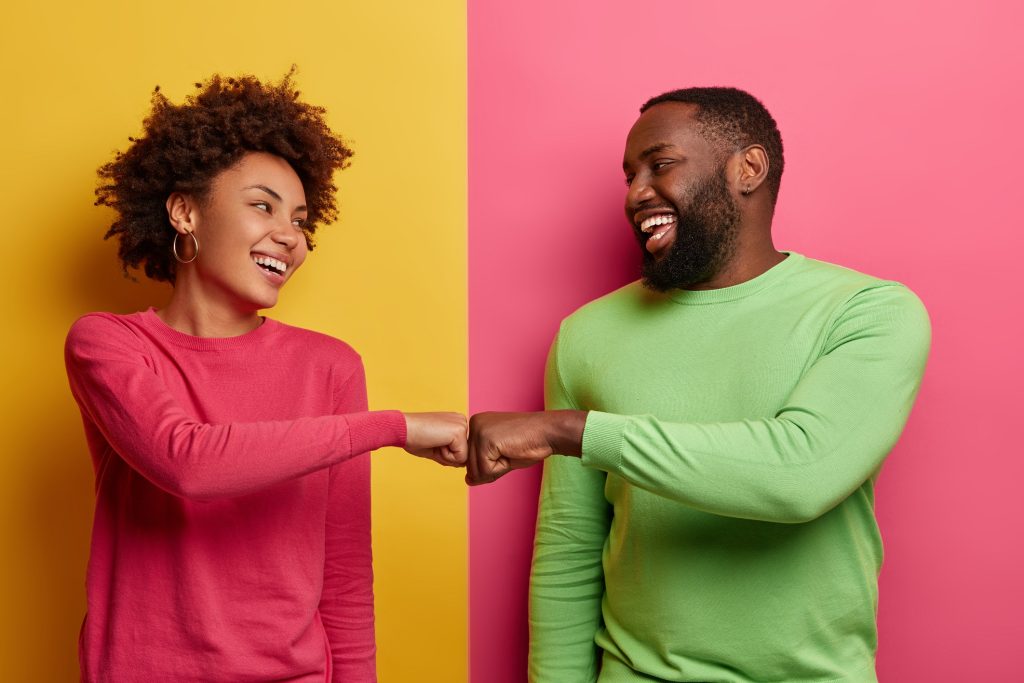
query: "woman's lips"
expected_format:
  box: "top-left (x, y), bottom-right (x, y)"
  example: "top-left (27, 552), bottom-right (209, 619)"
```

top-left (253, 259), bottom-right (286, 285)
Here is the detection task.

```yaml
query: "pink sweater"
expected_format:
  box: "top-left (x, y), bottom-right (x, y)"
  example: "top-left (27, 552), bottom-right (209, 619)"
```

top-left (64, 309), bottom-right (407, 682)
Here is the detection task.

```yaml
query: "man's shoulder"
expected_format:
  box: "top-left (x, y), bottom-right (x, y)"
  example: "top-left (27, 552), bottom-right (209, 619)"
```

top-left (792, 255), bottom-right (925, 313)
top-left (565, 280), bottom-right (650, 319)
top-left (557, 280), bottom-right (649, 336)
top-left (554, 255), bottom-right (927, 341)
top-left (795, 255), bottom-right (894, 289)
top-left (556, 256), bottom-right (914, 320)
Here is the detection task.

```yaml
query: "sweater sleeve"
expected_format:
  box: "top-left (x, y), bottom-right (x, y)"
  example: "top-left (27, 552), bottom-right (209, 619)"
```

top-left (580, 284), bottom-right (931, 523)
top-left (528, 333), bottom-right (610, 683)
top-left (321, 361), bottom-right (376, 682)
top-left (64, 314), bottom-right (407, 501)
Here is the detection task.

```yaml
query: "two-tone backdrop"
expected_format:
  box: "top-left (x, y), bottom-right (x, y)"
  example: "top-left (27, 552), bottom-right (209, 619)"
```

top-left (2, 1), bottom-right (1020, 681)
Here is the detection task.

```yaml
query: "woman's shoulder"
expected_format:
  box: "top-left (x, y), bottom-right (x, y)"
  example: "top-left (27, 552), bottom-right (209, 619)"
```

top-left (66, 310), bottom-right (148, 346)
top-left (64, 311), bottom-right (157, 376)
top-left (270, 320), bottom-right (363, 364)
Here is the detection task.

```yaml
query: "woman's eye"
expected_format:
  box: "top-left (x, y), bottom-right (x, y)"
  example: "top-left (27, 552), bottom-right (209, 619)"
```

top-left (253, 202), bottom-right (270, 212)
top-left (292, 218), bottom-right (308, 229)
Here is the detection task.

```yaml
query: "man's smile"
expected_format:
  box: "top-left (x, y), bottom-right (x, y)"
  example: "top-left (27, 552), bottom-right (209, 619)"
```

top-left (636, 212), bottom-right (678, 256)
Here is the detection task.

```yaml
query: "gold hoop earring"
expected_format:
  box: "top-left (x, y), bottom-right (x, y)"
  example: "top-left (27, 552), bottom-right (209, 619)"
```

top-left (173, 228), bottom-right (199, 264)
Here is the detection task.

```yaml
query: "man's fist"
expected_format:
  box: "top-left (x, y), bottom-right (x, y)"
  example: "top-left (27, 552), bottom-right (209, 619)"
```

top-left (466, 410), bottom-right (586, 485)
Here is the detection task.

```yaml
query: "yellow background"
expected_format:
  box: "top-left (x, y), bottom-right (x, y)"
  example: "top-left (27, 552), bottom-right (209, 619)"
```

top-left (0, 2), bottom-right (467, 680)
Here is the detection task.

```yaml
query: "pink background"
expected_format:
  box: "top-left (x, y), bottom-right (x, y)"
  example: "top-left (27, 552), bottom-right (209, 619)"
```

top-left (468, 2), bottom-right (1023, 681)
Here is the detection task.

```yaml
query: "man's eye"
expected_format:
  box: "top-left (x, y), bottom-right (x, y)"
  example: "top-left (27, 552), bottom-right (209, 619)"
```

top-left (624, 176), bottom-right (634, 186)
top-left (653, 161), bottom-right (672, 171)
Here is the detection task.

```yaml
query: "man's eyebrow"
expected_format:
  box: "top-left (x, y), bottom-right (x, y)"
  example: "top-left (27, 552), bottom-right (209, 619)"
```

top-left (623, 143), bottom-right (678, 171)
top-left (639, 143), bottom-right (676, 159)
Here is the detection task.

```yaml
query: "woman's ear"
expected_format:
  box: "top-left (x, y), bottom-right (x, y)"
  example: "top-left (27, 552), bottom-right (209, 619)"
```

top-left (166, 192), bottom-right (198, 235)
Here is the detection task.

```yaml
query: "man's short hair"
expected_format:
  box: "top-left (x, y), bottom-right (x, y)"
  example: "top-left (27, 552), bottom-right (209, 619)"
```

top-left (641, 87), bottom-right (784, 202)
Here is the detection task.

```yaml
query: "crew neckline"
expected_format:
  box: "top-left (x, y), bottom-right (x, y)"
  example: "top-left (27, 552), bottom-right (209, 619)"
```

top-left (666, 252), bottom-right (803, 305)
top-left (139, 307), bottom-right (280, 350)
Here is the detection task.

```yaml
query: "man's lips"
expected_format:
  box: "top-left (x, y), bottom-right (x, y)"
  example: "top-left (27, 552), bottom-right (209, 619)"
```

top-left (644, 222), bottom-right (676, 255)
top-left (636, 212), bottom-right (677, 256)
top-left (637, 211), bottom-right (677, 233)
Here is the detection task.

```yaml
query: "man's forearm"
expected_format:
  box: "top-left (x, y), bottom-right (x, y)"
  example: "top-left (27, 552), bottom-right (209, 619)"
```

top-left (543, 410), bottom-right (588, 457)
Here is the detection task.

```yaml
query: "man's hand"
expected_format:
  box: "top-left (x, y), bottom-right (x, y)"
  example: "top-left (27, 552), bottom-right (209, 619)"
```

top-left (403, 412), bottom-right (469, 467)
top-left (466, 410), bottom-right (587, 485)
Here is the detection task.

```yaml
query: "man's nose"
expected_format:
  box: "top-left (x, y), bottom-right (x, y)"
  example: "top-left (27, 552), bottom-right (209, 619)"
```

top-left (626, 174), bottom-right (656, 208)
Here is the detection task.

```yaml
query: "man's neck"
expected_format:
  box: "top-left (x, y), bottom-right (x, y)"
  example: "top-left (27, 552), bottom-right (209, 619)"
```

top-left (684, 212), bottom-right (784, 290)
top-left (687, 246), bottom-right (787, 291)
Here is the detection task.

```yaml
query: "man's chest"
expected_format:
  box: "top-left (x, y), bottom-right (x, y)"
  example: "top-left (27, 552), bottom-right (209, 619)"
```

top-left (571, 312), bottom-right (829, 421)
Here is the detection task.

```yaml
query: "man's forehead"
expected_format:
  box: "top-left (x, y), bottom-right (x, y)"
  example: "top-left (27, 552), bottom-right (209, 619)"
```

top-left (625, 102), bottom-right (703, 156)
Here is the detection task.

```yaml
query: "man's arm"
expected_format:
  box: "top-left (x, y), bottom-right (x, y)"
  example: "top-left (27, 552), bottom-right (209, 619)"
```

top-left (471, 285), bottom-right (931, 523)
top-left (528, 334), bottom-right (611, 683)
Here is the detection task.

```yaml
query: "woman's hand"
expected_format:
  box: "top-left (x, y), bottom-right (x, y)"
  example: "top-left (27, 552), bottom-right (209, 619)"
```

top-left (402, 412), bottom-right (469, 467)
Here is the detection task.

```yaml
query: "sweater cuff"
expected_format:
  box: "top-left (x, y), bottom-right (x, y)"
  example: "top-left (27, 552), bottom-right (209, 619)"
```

top-left (345, 410), bottom-right (408, 454)
top-left (580, 411), bottom-right (627, 474)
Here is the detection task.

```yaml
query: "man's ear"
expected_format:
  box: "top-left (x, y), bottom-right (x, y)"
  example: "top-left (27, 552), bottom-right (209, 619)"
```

top-left (731, 145), bottom-right (769, 197)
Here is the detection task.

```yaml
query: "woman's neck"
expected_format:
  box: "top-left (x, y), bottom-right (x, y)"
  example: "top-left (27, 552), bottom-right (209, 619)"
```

top-left (156, 287), bottom-right (263, 338)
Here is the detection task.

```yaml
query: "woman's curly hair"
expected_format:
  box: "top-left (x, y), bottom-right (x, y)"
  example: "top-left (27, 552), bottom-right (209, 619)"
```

top-left (96, 68), bottom-right (352, 282)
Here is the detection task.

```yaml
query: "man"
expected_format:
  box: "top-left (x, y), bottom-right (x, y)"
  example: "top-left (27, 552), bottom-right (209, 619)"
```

top-left (467, 88), bottom-right (930, 683)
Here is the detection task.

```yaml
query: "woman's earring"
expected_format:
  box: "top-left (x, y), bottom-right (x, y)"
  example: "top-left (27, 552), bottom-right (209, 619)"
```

top-left (173, 228), bottom-right (199, 264)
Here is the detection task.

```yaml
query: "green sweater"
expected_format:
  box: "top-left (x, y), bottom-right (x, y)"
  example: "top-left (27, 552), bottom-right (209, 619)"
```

top-left (529, 253), bottom-right (930, 683)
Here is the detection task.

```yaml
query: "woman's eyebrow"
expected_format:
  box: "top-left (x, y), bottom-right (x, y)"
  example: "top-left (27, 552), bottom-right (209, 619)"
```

top-left (244, 184), bottom-right (282, 201)
top-left (244, 184), bottom-right (306, 211)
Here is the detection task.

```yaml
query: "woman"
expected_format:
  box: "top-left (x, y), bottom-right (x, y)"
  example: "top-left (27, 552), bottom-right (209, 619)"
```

top-left (65, 71), bottom-right (466, 682)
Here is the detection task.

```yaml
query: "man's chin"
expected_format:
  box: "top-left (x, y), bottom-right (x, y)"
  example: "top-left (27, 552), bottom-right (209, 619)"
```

top-left (640, 268), bottom-right (694, 293)
top-left (640, 254), bottom-right (714, 292)
top-left (640, 277), bottom-right (673, 293)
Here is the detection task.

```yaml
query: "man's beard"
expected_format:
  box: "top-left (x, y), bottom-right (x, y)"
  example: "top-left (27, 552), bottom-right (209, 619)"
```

top-left (637, 166), bottom-right (741, 292)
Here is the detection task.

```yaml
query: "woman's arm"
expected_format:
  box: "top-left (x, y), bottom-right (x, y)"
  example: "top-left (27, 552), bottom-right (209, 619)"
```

top-left (318, 361), bottom-right (376, 680)
top-left (65, 314), bottom-right (460, 500)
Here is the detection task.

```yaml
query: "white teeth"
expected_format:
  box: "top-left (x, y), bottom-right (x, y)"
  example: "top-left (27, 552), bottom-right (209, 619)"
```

top-left (253, 255), bottom-right (287, 274)
top-left (640, 214), bottom-right (676, 233)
